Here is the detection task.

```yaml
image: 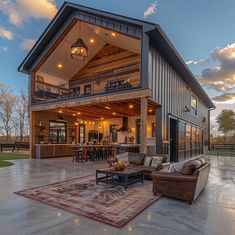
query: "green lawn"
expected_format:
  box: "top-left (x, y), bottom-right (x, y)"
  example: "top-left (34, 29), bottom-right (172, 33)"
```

top-left (0, 152), bottom-right (29, 168)
top-left (208, 150), bottom-right (235, 157)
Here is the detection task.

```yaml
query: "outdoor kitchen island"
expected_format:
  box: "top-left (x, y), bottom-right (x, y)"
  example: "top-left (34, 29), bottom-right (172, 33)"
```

top-left (34, 143), bottom-right (140, 159)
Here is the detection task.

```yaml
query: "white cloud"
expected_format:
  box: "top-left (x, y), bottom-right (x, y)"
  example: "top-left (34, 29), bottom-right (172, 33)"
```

top-left (144, 1), bottom-right (158, 18)
top-left (21, 39), bottom-right (36, 50)
top-left (186, 58), bottom-right (209, 65)
top-left (0, 27), bottom-right (14, 40)
top-left (0, 0), bottom-right (58, 26)
top-left (0, 45), bottom-right (8, 52)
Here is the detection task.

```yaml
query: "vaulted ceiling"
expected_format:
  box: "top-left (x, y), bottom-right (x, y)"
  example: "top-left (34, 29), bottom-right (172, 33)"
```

top-left (38, 21), bottom-right (141, 81)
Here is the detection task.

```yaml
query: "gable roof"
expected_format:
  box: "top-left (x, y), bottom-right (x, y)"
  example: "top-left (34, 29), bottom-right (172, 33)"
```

top-left (18, 1), bottom-right (215, 109)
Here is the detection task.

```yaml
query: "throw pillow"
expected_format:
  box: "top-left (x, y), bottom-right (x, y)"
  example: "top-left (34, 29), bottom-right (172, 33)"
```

top-left (198, 158), bottom-right (205, 165)
top-left (144, 156), bottom-right (153, 166)
top-left (151, 157), bottom-right (163, 168)
top-left (128, 153), bottom-right (145, 165)
top-left (169, 161), bottom-right (185, 173)
top-left (117, 152), bottom-right (129, 163)
top-left (181, 160), bottom-right (202, 175)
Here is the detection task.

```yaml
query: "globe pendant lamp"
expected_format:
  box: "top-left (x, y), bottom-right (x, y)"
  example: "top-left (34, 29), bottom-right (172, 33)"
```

top-left (71, 21), bottom-right (88, 61)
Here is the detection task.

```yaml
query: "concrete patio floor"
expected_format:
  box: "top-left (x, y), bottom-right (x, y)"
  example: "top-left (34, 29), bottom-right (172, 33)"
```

top-left (0, 157), bottom-right (235, 235)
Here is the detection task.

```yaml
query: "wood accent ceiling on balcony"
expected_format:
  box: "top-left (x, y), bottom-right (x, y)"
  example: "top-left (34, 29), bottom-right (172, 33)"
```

top-left (53, 99), bottom-right (157, 120)
top-left (71, 44), bottom-right (140, 81)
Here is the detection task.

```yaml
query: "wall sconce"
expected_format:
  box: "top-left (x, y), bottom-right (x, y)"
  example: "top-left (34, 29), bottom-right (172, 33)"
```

top-left (184, 106), bottom-right (190, 112)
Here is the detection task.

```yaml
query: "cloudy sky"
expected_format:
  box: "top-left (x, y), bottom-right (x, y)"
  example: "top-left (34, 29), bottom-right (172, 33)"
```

top-left (0, 0), bottom-right (235, 122)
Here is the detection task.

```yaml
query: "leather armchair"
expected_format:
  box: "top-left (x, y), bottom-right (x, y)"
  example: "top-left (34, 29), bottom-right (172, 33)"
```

top-left (152, 162), bottom-right (210, 204)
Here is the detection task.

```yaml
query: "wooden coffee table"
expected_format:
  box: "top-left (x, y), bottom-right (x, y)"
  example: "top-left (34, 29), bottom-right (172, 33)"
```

top-left (96, 167), bottom-right (144, 190)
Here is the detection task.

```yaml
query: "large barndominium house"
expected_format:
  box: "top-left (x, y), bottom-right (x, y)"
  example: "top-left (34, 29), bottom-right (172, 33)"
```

top-left (19, 2), bottom-right (215, 161)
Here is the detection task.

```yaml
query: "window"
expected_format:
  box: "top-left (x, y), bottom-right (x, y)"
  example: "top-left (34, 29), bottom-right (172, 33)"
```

top-left (49, 121), bottom-right (67, 144)
top-left (110, 125), bottom-right (118, 142)
top-left (84, 84), bottom-right (91, 95)
top-left (191, 94), bottom-right (198, 116)
top-left (79, 124), bottom-right (86, 144)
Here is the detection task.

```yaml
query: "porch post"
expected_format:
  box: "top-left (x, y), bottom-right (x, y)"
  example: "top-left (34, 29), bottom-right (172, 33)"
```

top-left (140, 97), bottom-right (148, 154)
top-left (30, 111), bottom-right (36, 158)
top-left (156, 107), bottom-right (163, 154)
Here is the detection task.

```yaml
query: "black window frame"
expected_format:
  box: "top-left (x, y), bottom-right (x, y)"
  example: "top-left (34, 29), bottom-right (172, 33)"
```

top-left (191, 94), bottom-right (198, 116)
top-left (49, 120), bottom-right (67, 144)
top-left (84, 84), bottom-right (92, 95)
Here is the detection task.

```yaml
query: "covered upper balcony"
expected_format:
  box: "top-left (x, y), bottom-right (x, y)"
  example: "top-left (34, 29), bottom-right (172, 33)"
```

top-left (32, 21), bottom-right (142, 105)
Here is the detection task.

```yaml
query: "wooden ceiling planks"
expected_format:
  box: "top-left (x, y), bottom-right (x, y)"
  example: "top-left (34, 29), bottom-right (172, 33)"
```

top-left (53, 99), bottom-right (157, 120)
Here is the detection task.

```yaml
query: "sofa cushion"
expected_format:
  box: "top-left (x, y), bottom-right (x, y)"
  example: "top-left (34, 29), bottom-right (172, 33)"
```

top-left (198, 158), bottom-right (205, 165)
top-left (144, 156), bottom-right (153, 166)
top-left (116, 152), bottom-right (129, 163)
top-left (128, 153), bottom-right (145, 165)
top-left (182, 160), bottom-right (202, 175)
top-left (169, 161), bottom-right (186, 173)
top-left (151, 157), bottom-right (163, 168)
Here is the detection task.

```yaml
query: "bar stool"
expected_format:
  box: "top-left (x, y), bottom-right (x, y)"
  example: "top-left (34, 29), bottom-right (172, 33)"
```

top-left (73, 149), bottom-right (84, 162)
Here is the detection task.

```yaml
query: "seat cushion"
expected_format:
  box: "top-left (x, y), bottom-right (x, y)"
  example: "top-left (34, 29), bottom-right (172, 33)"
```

top-left (128, 153), bottom-right (145, 165)
top-left (137, 166), bottom-right (156, 173)
top-left (181, 160), bottom-right (202, 175)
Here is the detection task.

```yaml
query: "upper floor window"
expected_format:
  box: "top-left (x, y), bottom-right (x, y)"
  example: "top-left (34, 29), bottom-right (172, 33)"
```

top-left (84, 84), bottom-right (92, 95)
top-left (191, 94), bottom-right (198, 116)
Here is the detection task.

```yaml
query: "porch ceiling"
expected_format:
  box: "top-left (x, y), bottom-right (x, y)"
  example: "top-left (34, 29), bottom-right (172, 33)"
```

top-left (52, 99), bottom-right (158, 120)
top-left (38, 21), bottom-right (141, 81)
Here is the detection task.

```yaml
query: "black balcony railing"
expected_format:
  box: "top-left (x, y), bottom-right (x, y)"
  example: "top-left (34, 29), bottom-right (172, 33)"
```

top-left (32, 80), bottom-right (141, 104)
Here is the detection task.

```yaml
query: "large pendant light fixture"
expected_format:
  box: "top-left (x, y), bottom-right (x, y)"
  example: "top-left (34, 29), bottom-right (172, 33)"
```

top-left (71, 21), bottom-right (88, 61)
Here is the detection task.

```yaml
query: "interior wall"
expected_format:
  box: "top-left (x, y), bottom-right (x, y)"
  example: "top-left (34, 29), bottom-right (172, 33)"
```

top-left (34, 111), bottom-right (156, 145)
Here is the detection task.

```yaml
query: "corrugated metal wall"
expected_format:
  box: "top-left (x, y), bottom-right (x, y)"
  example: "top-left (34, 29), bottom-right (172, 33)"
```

top-left (148, 45), bottom-right (209, 143)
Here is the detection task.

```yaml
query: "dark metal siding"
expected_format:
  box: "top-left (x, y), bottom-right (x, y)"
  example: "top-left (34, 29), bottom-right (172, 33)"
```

top-left (149, 45), bottom-right (209, 145)
top-left (74, 10), bottom-right (142, 38)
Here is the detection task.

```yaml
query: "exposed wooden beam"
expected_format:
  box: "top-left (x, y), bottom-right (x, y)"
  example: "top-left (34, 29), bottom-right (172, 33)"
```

top-left (30, 89), bottom-right (151, 112)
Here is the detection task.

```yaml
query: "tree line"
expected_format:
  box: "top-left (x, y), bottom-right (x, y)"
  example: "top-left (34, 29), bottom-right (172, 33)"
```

top-left (0, 83), bottom-right (29, 142)
top-left (211, 109), bottom-right (235, 144)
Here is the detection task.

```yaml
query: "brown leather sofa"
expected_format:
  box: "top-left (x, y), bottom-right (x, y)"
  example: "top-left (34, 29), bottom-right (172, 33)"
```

top-left (152, 156), bottom-right (210, 204)
top-left (107, 152), bottom-right (170, 180)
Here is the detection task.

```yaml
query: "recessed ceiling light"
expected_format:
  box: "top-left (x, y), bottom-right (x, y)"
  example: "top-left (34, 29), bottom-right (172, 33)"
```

top-left (57, 63), bottom-right (63, 69)
top-left (111, 32), bottom-right (116, 37)
top-left (72, 113), bottom-right (76, 116)
top-left (129, 104), bottom-right (133, 109)
top-left (112, 112), bottom-right (116, 115)
top-left (77, 112), bottom-right (81, 115)
top-left (101, 117), bottom-right (104, 120)
top-left (90, 38), bottom-right (95, 43)
top-left (105, 106), bottom-right (111, 110)
top-left (149, 109), bottom-right (153, 113)
top-left (59, 110), bottom-right (62, 113)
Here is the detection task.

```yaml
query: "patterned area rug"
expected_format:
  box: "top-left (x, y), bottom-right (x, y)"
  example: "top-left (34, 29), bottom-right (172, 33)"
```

top-left (15, 175), bottom-right (160, 228)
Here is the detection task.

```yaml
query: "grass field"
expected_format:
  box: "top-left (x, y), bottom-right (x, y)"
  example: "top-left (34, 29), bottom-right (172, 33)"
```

top-left (208, 150), bottom-right (235, 157)
top-left (0, 152), bottom-right (29, 168)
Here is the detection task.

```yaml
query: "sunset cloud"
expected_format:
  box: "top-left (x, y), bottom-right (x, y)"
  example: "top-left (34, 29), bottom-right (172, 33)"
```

top-left (186, 58), bottom-right (209, 65)
top-left (199, 43), bottom-right (235, 93)
top-left (0, 27), bottom-right (14, 40)
top-left (212, 92), bottom-right (235, 104)
top-left (21, 39), bottom-right (36, 50)
top-left (144, 1), bottom-right (158, 18)
top-left (0, 0), bottom-right (58, 26)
